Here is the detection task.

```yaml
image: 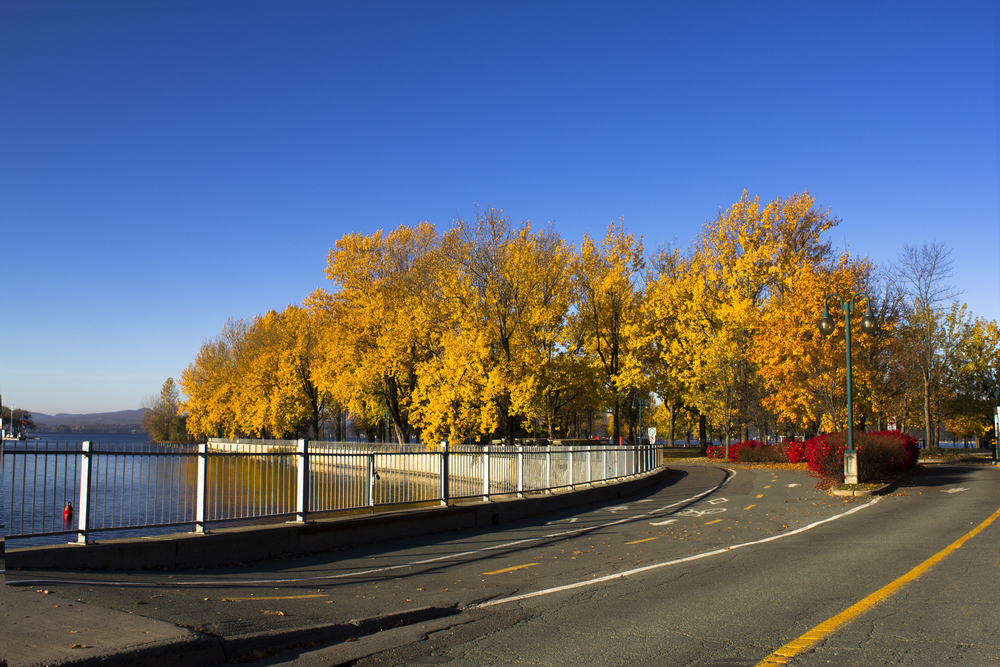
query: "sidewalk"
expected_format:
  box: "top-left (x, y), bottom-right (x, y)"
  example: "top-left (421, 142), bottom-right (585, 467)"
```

top-left (0, 576), bottom-right (458, 667)
top-left (0, 575), bottom-right (218, 667)
top-left (1, 468), bottom-right (670, 667)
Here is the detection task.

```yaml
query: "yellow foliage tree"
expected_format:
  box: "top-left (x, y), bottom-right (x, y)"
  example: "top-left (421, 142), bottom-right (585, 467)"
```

top-left (572, 220), bottom-right (646, 446)
top-left (310, 221), bottom-right (444, 443)
top-left (418, 206), bottom-right (574, 445)
top-left (753, 254), bottom-right (883, 434)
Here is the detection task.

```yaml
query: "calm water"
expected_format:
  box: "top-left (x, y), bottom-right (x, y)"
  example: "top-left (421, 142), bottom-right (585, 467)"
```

top-left (2, 433), bottom-right (439, 548)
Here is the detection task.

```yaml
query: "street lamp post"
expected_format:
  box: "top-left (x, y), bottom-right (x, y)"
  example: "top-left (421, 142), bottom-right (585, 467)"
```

top-left (818, 290), bottom-right (877, 484)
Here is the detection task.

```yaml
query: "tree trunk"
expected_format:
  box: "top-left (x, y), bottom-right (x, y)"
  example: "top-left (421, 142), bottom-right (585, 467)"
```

top-left (667, 404), bottom-right (676, 449)
top-left (923, 368), bottom-right (933, 448)
top-left (698, 414), bottom-right (708, 455)
top-left (612, 398), bottom-right (621, 445)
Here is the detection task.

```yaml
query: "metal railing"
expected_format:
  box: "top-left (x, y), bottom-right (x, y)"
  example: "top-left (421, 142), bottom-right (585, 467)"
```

top-left (2, 439), bottom-right (664, 545)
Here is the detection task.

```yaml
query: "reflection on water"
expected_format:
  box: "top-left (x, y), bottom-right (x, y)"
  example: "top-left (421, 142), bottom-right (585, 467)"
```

top-left (3, 436), bottom-right (442, 548)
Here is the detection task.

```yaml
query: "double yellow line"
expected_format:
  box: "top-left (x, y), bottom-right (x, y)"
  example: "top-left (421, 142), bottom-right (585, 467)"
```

top-left (756, 505), bottom-right (1000, 665)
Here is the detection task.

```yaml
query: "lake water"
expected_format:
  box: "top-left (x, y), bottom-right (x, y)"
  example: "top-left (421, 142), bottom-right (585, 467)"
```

top-left (2, 433), bottom-right (440, 548)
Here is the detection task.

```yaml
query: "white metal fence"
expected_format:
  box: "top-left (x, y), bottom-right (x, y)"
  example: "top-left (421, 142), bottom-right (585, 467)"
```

top-left (2, 439), bottom-right (664, 545)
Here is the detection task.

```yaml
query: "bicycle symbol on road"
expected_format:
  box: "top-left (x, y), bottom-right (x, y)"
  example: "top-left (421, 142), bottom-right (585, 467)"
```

top-left (673, 508), bottom-right (727, 517)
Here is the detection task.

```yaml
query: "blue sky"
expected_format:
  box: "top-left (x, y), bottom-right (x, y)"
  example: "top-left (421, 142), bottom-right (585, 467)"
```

top-left (1, 0), bottom-right (996, 415)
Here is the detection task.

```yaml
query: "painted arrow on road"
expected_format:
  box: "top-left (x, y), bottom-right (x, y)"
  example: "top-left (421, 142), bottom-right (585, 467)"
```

top-left (941, 487), bottom-right (968, 494)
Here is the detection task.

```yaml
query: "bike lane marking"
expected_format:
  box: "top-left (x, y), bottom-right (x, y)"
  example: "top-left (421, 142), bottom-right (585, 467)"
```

top-left (472, 496), bottom-right (882, 609)
top-left (755, 504), bottom-right (1000, 666)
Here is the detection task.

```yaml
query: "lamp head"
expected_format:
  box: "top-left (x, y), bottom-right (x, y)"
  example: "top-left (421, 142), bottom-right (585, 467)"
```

top-left (818, 312), bottom-right (835, 337)
top-left (860, 303), bottom-right (877, 334)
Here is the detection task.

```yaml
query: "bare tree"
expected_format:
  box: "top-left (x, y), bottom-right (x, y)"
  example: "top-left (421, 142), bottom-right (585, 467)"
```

top-left (892, 241), bottom-right (963, 447)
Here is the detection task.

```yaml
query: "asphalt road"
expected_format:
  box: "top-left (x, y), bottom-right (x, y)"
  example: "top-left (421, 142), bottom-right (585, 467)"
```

top-left (8, 461), bottom-right (1000, 666)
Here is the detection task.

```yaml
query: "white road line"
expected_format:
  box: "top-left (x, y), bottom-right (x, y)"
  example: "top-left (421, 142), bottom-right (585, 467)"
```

top-left (650, 519), bottom-right (678, 526)
top-left (473, 496), bottom-right (883, 609)
top-left (942, 487), bottom-right (968, 494)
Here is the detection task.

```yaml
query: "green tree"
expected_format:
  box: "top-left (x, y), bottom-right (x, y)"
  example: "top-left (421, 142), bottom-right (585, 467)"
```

top-left (2, 406), bottom-right (35, 434)
top-left (142, 378), bottom-right (181, 441)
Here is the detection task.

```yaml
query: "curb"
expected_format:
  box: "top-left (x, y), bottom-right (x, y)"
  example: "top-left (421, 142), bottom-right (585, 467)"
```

top-left (38, 605), bottom-right (460, 667)
top-left (829, 464), bottom-right (923, 497)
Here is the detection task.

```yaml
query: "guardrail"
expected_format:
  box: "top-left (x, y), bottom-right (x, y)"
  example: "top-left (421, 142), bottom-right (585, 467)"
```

top-left (2, 440), bottom-right (664, 545)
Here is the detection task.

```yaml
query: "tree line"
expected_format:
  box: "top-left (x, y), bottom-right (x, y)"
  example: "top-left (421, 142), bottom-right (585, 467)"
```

top-left (178, 191), bottom-right (999, 449)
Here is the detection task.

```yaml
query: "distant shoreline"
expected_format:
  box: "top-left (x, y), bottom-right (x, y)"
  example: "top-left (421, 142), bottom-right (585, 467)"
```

top-left (28, 408), bottom-right (148, 434)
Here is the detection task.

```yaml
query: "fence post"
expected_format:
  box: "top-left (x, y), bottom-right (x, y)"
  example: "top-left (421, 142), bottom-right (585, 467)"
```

top-left (602, 445), bottom-right (608, 481)
top-left (517, 445), bottom-right (524, 498)
top-left (293, 439), bottom-right (310, 523)
top-left (440, 441), bottom-right (449, 506)
top-left (195, 443), bottom-right (207, 533)
top-left (482, 445), bottom-right (490, 502)
top-left (367, 453), bottom-right (376, 509)
top-left (568, 448), bottom-right (574, 487)
top-left (76, 441), bottom-right (92, 544)
top-left (545, 447), bottom-right (551, 494)
top-left (585, 447), bottom-right (592, 486)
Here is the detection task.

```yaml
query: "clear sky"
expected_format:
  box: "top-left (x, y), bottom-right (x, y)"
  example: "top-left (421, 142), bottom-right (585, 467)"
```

top-left (1, 0), bottom-right (996, 415)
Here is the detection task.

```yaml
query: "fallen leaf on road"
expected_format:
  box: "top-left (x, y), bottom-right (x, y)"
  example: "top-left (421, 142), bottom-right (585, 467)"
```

top-left (71, 644), bottom-right (92, 649)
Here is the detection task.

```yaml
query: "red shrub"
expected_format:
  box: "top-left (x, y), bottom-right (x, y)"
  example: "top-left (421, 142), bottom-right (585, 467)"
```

top-left (707, 440), bottom-right (785, 463)
top-left (706, 445), bottom-right (725, 460)
top-left (806, 433), bottom-right (846, 480)
top-left (781, 438), bottom-right (807, 464)
top-left (806, 431), bottom-right (920, 482)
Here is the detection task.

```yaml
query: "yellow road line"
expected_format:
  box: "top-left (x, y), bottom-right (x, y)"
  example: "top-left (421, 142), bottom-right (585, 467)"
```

top-left (222, 594), bottom-right (326, 601)
top-left (626, 537), bottom-right (659, 544)
top-left (704, 519), bottom-right (723, 525)
top-left (484, 563), bottom-right (540, 575)
top-left (755, 505), bottom-right (1000, 666)
top-left (744, 505), bottom-right (756, 510)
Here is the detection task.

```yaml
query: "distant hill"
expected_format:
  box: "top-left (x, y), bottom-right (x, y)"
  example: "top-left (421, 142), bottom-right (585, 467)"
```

top-left (31, 409), bottom-right (149, 434)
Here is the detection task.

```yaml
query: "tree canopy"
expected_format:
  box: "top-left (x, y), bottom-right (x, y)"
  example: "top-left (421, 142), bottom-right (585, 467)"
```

top-left (180, 193), bottom-right (997, 447)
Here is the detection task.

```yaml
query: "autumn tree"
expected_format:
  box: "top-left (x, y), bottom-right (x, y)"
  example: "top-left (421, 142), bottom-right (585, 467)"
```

top-left (658, 191), bottom-right (838, 452)
top-left (419, 206), bottom-right (574, 445)
top-left (753, 254), bottom-right (883, 435)
top-left (181, 307), bottom-right (331, 439)
top-left (941, 306), bottom-right (999, 445)
top-left (310, 223), bottom-right (445, 444)
top-left (572, 220), bottom-right (646, 446)
top-left (181, 326), bottom-right (238, 438)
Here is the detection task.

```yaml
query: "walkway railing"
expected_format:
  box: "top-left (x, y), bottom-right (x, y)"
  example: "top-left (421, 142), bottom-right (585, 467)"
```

top-left (2, 439), bottom-right (664, 545)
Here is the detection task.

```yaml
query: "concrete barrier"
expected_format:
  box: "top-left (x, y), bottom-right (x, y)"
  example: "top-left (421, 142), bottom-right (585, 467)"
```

top-left (6, 467), bottom-right (672, 570)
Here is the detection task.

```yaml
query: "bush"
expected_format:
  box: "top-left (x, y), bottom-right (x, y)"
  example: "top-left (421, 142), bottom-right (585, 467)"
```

top-left (706, 444), bottom-right (726, 460)
top-left (781, 438), bottom-right (807, 464)
top-left (736, 443), bottom-right (786, 463)
top-left (805, 431), bottom-right (919, 482)
top-left (707, 440), bottom-right (788, 463)
top-left (805, 433), bottom-right (846, 480)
